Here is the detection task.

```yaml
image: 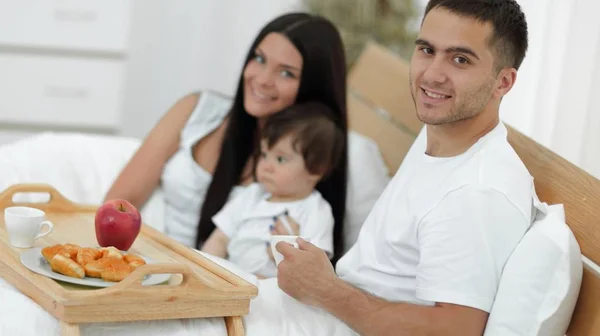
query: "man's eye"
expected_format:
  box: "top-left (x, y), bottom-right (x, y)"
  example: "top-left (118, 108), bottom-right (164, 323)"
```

top-left (454, 56), bottom-right (469, 64)
top-left (421, 47), bottom-right (434, 55)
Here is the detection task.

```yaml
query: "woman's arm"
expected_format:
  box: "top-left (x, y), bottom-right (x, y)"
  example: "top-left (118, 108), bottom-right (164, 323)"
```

top-left (201, 228), bottom-right (230, 258)
top-left (104, 92), bottom-right (201, 208)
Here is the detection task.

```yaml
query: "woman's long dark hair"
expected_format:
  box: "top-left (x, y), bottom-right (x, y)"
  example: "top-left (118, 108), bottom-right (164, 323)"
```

top-left (195, 12), bottom-right (348, 264)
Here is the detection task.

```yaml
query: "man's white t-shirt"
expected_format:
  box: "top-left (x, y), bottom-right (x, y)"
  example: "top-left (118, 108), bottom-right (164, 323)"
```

top-left (213, 183), bottom-right (334, 278)
top-left (336, 122), bottom-right (536, 312)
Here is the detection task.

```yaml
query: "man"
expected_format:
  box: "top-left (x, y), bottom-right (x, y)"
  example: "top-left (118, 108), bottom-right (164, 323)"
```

top-left (0, 1), bottom-right (533, 335)
top-left (275, 0), bottom-right (534, 335)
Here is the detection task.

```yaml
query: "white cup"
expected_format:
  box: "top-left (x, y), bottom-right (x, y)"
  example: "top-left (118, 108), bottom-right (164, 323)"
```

top-left (4, 206), bottom-right (54, 248)
top-left (270, 235), bottom-right (310, 265)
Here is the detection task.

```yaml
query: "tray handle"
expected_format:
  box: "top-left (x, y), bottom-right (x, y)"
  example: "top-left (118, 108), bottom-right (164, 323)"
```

top-left (113, 263), bottom-right (208, 291)
top-left (0, 183), bottom-right (96, 212)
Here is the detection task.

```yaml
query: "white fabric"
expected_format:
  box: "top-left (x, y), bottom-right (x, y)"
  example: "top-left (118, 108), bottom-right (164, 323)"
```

top-left (161, 90), bottom-right (391, 252)
top-left (344, 130), bottom-right (390, 250)
top-left (484, 202), bottom-right (583, 336)
top-left (0, 132), bottom-right (166, 232)
top-left (336, 122), bottom-right (537, 312)
top-left (161, 90), bottom-right (236, 247)
top-left (214, 182), bottom-right (334, 278)
top-left (0, 251), bottom-right (359, 336)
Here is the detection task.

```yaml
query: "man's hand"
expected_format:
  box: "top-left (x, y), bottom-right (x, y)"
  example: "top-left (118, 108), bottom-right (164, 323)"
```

top-left (275, 238), bottom-right (338, 307)
top-left (267, 215), bottom-right (301, 262)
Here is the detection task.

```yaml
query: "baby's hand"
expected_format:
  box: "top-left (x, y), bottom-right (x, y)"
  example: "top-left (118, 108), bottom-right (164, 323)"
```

top-left (270, 215), bottom-right (300, 236)
top-left (266, 242), bottom-right (275, 262)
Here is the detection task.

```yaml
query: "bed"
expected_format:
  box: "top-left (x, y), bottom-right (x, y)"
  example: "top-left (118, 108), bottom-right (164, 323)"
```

top-left (0, 41), bottom-right (597, 335)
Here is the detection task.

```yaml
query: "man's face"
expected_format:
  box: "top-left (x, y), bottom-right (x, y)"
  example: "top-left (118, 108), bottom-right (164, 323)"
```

top-left (409, 7), bottom-right (501, 126)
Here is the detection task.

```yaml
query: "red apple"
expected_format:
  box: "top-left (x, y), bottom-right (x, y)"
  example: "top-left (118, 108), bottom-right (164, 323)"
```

top-left (95, 199), bottom-right (141, 251)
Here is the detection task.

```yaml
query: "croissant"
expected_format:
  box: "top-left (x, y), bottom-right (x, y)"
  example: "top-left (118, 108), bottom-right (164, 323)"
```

top-left (43, 243), bottom-right (147, 282)
top-left (124, 254), bottom-right (146, 269)
top-left (63, 243), bottom-right (81, 261)
top-left (101, 246), bottom-right (124, 260)
top-left (101, 263), bottom-right (133, 282)
top-left (41, 244), bottom-right (70, 263)
top-left (84, 257), bottom-right (128, 278)
top-left (50, 254), bottom-right (85, 279)
top-left (76, 247), bottom-right (102, 266)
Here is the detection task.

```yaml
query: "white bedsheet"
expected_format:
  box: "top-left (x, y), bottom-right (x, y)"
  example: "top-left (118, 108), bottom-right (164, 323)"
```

top-left (0, 132), bottom-right (357, 335)
top-left (0, 132), bottom-right (166, 232)
top-left (0, 252), bottom-right (356, 336)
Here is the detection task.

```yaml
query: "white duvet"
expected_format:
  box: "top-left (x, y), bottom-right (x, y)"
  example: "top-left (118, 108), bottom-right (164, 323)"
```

top-left (0, 132), bottom-right (356, 336)
top-left (0, 252), bottom-right (354, 336)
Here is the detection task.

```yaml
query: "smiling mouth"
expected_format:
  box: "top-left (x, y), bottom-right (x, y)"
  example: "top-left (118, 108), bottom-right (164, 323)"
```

top-left (251, 87), bottom-right (276, 102)
top-left (422, 88), bottom-right (452, 100)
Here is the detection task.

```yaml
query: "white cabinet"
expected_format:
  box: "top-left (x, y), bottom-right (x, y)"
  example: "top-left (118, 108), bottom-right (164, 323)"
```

top-left (0, 54), bottom-right (124, 129)
top-left (0, 0), bottom-right (131, 146)
top-left (0, 0), bottom-right (131, 53)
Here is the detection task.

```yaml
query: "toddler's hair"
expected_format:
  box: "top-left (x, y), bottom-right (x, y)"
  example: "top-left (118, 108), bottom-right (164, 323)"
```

top-left (261, 101), bottom-right (344, 178)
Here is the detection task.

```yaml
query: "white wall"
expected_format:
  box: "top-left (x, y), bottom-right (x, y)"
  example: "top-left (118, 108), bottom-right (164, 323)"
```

top-left (0, 0), bottom-right (303, 141)
top-left (120, 0), bottom-right (302, 138)
top-left (415, 0), bottom-right (600, 179)
top-left (1, 0), bottom-right (599, 179)
top-left (501, 0), bottom-right (600, 179)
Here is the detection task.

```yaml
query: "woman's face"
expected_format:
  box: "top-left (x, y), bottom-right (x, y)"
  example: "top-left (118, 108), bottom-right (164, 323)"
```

top-left (243, 32), bottom-right (303, 120)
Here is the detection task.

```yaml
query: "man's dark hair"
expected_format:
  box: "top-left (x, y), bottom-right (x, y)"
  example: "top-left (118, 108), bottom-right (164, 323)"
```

top-left (260, 101), bottom-right (345, 179)
top-left (425, 0), bottom-right (528, 71)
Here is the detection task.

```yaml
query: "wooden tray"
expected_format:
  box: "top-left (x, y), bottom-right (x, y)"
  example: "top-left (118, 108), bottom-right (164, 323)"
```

top-left (0, 184), bottom-right (258, 336)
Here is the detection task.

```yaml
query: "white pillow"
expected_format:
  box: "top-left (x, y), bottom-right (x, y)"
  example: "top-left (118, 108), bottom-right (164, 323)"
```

top-left (0, 132), bottom-right (166, 232)
top-left (345, 131), bottom-right (390, 253)
top-left (484, 202), bottom-right (583, 336)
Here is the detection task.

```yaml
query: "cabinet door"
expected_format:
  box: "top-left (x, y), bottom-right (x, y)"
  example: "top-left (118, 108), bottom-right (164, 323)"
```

top-left (0, 54), bottom-right (124, 130)
top-left (0, 0), bottom-right (131, 53)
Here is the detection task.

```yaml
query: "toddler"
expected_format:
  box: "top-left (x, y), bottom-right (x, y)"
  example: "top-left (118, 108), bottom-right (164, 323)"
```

top-left (201, 101), bottom-right (344, 278)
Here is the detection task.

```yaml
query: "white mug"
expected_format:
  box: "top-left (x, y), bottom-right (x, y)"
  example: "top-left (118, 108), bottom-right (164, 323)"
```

top-left (4, 206), bottom-right (54, 248)
top-left (270, 235), bottom-right (310, 266)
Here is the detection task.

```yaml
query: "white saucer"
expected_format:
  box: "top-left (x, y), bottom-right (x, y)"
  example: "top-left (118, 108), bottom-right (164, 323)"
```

top-left (20, 247), bottom-right (171, 288)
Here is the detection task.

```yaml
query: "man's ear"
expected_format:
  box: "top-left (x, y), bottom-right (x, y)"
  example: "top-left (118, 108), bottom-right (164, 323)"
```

top-left (494, 67), bottom-right (517, 99)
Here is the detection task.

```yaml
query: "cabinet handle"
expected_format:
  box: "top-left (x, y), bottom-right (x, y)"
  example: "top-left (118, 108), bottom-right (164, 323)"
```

top-left (53, 9), bottom-right (98, 23)
top-left (44, 85), bottom-right (89, 99)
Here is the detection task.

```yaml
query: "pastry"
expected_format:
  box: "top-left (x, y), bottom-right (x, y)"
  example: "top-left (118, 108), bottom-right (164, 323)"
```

top-left (41, 244), bottom-right (71, 263)
top-left (76, 247), bottom-right (102, 266)
top-left (84, 257), bottom-right (127, 278)
top-left (124, 253), bottom-right (146, 269)
top-left (101, 246), bottom-right (124, 260)
top-left (63, 243), bottom-right (81, 261)
top-left (50, 254), bottom-right (85, 279)
top-left (41, 243), bottom-right (146, 282)
top-left (101, 262), bottom-right (133, 282)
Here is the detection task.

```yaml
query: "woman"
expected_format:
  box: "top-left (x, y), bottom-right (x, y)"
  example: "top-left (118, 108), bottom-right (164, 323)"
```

top-left (105, 12), bottom-right (382, 264)
top-left (0, 11), bottom-right (389, 336)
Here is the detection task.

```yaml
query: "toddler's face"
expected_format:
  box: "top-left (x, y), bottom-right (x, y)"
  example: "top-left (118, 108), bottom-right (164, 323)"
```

top-left (256, 135), bottom-right (321, 200)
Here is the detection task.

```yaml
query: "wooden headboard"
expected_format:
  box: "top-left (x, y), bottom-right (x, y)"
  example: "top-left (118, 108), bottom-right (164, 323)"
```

top-left (347, 41), bottom-right (600, 335)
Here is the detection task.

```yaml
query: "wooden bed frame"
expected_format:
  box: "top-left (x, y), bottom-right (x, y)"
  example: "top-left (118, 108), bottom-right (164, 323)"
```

top-left (347, 41), bottom-right (600, 335)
